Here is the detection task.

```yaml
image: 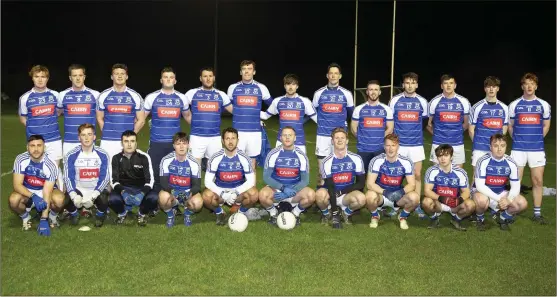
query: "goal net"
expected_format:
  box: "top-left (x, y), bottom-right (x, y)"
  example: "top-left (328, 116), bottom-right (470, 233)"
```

top-left (354, 85), bottom-right (404, 106)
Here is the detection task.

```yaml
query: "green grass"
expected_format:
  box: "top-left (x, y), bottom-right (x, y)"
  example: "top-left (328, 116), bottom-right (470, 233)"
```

top-left (1, 115), bottom-right (556, 296)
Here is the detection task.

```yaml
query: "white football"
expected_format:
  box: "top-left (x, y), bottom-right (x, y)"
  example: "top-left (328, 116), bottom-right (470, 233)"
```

top-left (228, 213), bottom-right (249, 232)
top-left (277, 211), bottom-right (297, 230)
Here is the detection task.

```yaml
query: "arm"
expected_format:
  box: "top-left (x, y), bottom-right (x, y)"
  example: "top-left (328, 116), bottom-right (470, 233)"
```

top-left (95, 152), bottom-right (110, 192)
top-left (204, 172), bottom-right (225, 195)
top-left (338, 173), bottom-right (365, 195)
top-left (475, 178), bottom-right (502, 201)
top-left (13, 173), bottom-right (33, 197)
top-left (385, 120), bottom-right (394, 136)
top-left (183, 110), bottom-right (192, 124)
top-left (190, 177), bottom-right (201, 196)
top-left (347, 106), bottom-right (354, 122)
top-left (236, 172), bottom-right (255, 194)
top-left (160, 175), bottom-right (171, 193)
top-left (324, 177), bottom-right (339, 215)
top-left (111, 155), bottom-right (123, 194)
top-left (460, 187), bottom-right (470, 200)
top-left (424, 183), bottom-right (440, 200)
top-left (96, 110), bottom-right (105, 131)
top-left (63, 153), bottom-right (78, 194)
top-left (57, 109), bottom-right (64, 116)
top-left (134, 110), bottom-right (145, 133)
top-left (468, 124), bottom-right (475, 140)
top-left (291, 171), bottom-right (310, 192)
top-left (403, 174), bottom-right (416, 194)
top-left (19, 116), bottom-right (27, 126)
top-left (141, 153), bottom-right (154, 195)
top-left (350, 120), bottom-right (358, 137)
top-left (41, 180), bottom-right (55, 209)
top-left (543, 120), bottom-right (551, 137)
top-left (426, 117), bottom-right (434, 135)
top-left (260, 111), bottom-right (272, 120)
top-left (224, 104), bottom-right (233, 114)
top-left (507, 119), bottom-right (514, 138)
top-left (502, 125), bottom-right (508, 135)
top-left (507, 180), bottom-right (521, 201)
top-left (366, 172), bottom-right (385, 195)
top-left (462, 115), bottom-right (469, 131)
top-left (263, 167), bottom-right (284, 190)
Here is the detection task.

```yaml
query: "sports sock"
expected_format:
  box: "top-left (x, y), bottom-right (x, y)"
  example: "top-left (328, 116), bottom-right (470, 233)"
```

top-left (214, 206), bottom-right (223, 214)
top-left (266, 205), bottom-right (278, 217)
top-left (321, 208), bottom-right (329, 216)
top-left (96, 210), bottom-right (105, 217)
top-left (184, 208), bottom-right (194, 216)
top-left (450, 211), bottom-right (462, 222)
top-left (430, 212), bottom-right (441, 220)
top-left (239, 206), bottom-right (249, 213)
top-left (441, 204), bottom-right (451, 213)
top-left (500, 210), bottom-right (514, 221)
top-left (20, 211), bottom-right (30, 221)
top-left (400, 210), bottom-right (410, 219)
top-left (165, 209), bottom-right (174, 218)
top-left (292, 204), bottom-right (305, 217)
top-left (476, 213), bottom-right (485, 222)
top-left (49, 210), bottom-right (58, 222)
top-left (370, 210), bottom-right (380, 219)
top-left (344, 207), bottom-right (353, 216)
top-left (533, 207), bottom-right (541, 217)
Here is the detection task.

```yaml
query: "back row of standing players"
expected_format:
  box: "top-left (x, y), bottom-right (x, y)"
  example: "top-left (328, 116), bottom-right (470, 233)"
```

top-left (18, 61), bottom-right (551, 226)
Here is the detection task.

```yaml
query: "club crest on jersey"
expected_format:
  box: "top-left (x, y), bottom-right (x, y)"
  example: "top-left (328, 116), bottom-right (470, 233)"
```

top-left (85, 95), bottom-right (92, 101)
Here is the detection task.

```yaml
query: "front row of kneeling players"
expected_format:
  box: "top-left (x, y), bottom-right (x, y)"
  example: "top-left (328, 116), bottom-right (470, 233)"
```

top-left (10, 123), bottom-right (527, 236)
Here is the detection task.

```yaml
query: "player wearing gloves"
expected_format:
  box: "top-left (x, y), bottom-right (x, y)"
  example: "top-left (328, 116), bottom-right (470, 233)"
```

top-left (9, 135), bottom-right (65, 236)
top-left (365, 133), bottom-right (420, 230)
top-left (158, 132), bottom-right (202, 228)
top-left (472, 134), bottom-right (528, 231)
top-left (258, 127), bottom-right (315, 226)
top-left (108, 130), bottom-right (158, 226)
top-left (422, 144), bottom-right (474, 231)
top-left (202, 127), bottom-right (259, 225)
top-left (316, 128), bottom-right (366, 229)
top-left (63, 123), bottom-right (110, 227)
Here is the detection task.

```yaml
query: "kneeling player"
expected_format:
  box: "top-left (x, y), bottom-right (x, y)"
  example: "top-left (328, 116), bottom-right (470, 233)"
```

top-left (202, 128), bottom-right (259, 225)
top-left (473, 134), bottom-right (528, 231)
top-left (422, 144), bottom-right (474, 231)
top-left (9, 135), bottom-right (65, 235)
top-left (259, 127), bottom-right (315, 226)
top-left (365, 133), bottom-right (420, 230)
top-left (159, 132), bottom-right (203, 227)
top-left (315, 128), bottom-right (366, 229)
top-left (63, 123), bottom-right (111, 227)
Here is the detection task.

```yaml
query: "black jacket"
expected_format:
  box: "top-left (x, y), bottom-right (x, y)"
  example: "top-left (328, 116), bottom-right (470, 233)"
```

top-left (111, 149), bottom-right (154, 195)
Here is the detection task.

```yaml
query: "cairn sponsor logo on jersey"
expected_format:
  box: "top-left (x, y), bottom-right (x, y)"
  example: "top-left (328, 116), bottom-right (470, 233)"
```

top-left (333, 172), bottom-right (352, 183)
top-left (486, 176), bottom-right (507, 186)
top-left (107, 105), bottom-right (132, 114)
top-left (219, 171), bottom-right (242, 182)
top-left (25, 175), bottom-right (45, 187)
top-left (518, 114), bottom-right (540, 125)
top-left (170, 174), bottom-right (191, 186)
top-left (157, 107), bottom-right (180, 118)
top-left (437, 186), bottom-right (457, 197)
top-left (279, 110), bottom-right (300, 120)
top-left (197, 101), bottom-right (219, 112)
top-left (397, 111), bottom-right (419, 122)
top-left (380, 174), bottom-right (403, 186)
top-left (322, 103), bottom-right (343, 113)
top-left (363, 117), bottom-right (384, 128)
top-left (237, 96), bottom-right (257, 106)
top-left (79, 168), bottom-right (99, 179)
top-left (482, 118), bottom-right (503, 129)
top-left (276, 167), bottom-right (299, 178)
top-left (439, 112), bottom-right (461, 122)
top-left (31, 104), bottom-right (55, 116)
top-left (68, 104), bottom-right (91, 115)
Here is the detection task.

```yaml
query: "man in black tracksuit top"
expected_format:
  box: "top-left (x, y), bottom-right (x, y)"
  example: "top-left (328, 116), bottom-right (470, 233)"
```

top-left (109, 130), bottom-right (158, 226)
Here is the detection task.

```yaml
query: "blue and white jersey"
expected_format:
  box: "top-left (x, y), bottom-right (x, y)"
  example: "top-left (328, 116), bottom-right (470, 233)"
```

top-left (428, 94), bottom-right (471, 145)
top-left (160, 151), bottom-right (201, 192)
top-left (57, 87), bottom-right (100, 143)
top-left (369, 153), bottom-right (413, 192)
top-left (425, 164), bottom-right (468, 198)
top-left (388, 93), bottom-right (428, 146)
top-left (63, 146), bottom-right (110, 193)
top-left (19, 89), bottom-right (61, 142)
top-left (185, 87), bottom-right (231, 137)
top-left (227, 81), bottom-right (271, 132)
top-left (265, 146), bottom-right (309, 185)
top-left (144, 90), bottom-right (188, 143)
top-left (13, 152), bottom-right (58, 194)
top-left (97, 87), bottom-right (143, 141)
top-left (265, 94), bottom-right (316, 145)
top-left (207, 149), bottom-right (253, 189)
top-left (352, 102), bottom-right (393, 153)
top-left (474, 154), bottom-right (519, 194)
top-left (508, 97), bottom-right (551, 152)
top-left (312, 86), bottom-right (354, 136)
top-left (320, 151), bottom-right (365, 191)
top-left (469, 99), bottom-right (509, 151)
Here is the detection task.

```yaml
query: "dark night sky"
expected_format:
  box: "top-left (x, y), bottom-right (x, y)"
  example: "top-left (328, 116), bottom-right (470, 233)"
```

top-left (2, 0), bottom-right (555, 110)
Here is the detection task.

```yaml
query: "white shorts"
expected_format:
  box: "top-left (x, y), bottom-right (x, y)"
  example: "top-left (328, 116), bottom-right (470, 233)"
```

top-left (430, 144), bottom-right (466, 165)
top-left (336, 194), bottom-right (348, 211)
top-left (275, 140), bottom-right (306, 154)
top-left (100, 140), bottom-right (122, 161)
top-left (315, 135), bottom-right (333, 157)
top-left (237, 131), bottom-right (262, 158)
top-left (472, 189), bottom-right (500, 212)
top-left (510, 150), bottom-right (546, 168)
top-left (190, 135), bottom-right (222, 159)
top-left (45, 140), bottom-right (63, 162)
top-left (381, 195), bottom-right (396, 208)
top-left (63, 142), bottom-right (81, 158)
top-left (398, 146), bottom-right (425, 163)
top-left (471, 150), bottom-right (490, 166)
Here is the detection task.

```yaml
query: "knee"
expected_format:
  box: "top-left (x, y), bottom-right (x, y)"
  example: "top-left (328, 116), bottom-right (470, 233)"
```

top-left (108, 193), bottom-right (122, 205)
top-left (473, 193), bottom-right (488, 209)
top-left (365, 191), bottom-right (379, 204)
top-left (414, 171), bottom-right (422, 181)
top-left (202, 190), bottom-right (214, 203)
top-left (464, 200), bottom-right (476, 213)
top-left (422, 197), bottom-right (434, 211)
top-left (517, 196), bottom-right (528, 210)
top-left (531, 175), bottom-right (543, 187)
top-left (51, 190), bottom-right (66, 209)
top-left (305, 190), bottom-right (316, 204)
top-left (188, 195), bottom-right (204, 211)
top-left (315, 190), bottom-right (328, 205)
top-left (248, 188), bottom-right (259, 203)
top-left (258, 188), bottom-right (274, 204)
top-left (158, 191), bottom-right (172, 205)
top-left (407, 192), bottom-right (420, 205)
top-left (8, 192), bottom-right (21, 209)
top-left (355, 193), bottom-right (366, 207)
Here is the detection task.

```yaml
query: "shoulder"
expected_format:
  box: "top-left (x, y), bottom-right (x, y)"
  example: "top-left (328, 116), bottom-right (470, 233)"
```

top-left (144, 90), bottom-right (161, 101)
top-left (453, 167), bottom-right (469, 178)
top-left (347, 151), bottom-right (363, 163)
top-left (94, 147), bottom-right (110, 159)
top-left (85, 87), bottom-right (100, 97)
top-left (47, 89), bottom-right (60, 97)
top-left (313, 86), bottom-right (327, 96)
top-left (471, 99), bottom-right (486, 110)
top-left (429, 94), bottom-right (443, 104)
top-left (58, 88), bottom-right (72, 98)
top-left (19, 90), bottom-right (33, 101)
top-left (398, 155), bottom-right (413, 166)
top-left (98, 87), bottom-right (114, 99)
top-left (126, 87), bottom-right (143, 100)
top-left (338, 86), bottom-right (353, 98)
top-left (15, 151), bottom-right (31, 163)
top-left (454, 93), bottom-right (470, 104)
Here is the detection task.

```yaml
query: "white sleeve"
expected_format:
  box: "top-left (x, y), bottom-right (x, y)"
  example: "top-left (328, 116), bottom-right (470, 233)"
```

top-left (266, 98), bottom-right (279, 115)
top-left (57, 90), bottom-right (65, 109)
top-left (508, 99), bottom-right (519, 119)
top-left (402, 159), bottom-right (414, 175)
top-left (456, 169), bottom-right (469, 189)
top-left (312, 89), bottom-right (321, 108)
top-left (302, 96), bottom-right (317, 117)
top-left (461, 96), bottom-right (470, 115)
top-left (424, 166), bottom-right (437, 184)
top-left (469, 103), bottom-right (479, 124)
top-left (184, 89), bottom-right (195, 106)
top-left (542, 99), bottom-right (551, 120)
top-left (179, 93), bottom-right (189, 111)
top-left (319, 157), bottom-right (331, 179)
top-left (502, 103), bottom-right (509, 125)
top-left (419, 96), bottom-right (429, 117)
top-left (220, 90), bottom-right (232, 107)
top-left (352, 104), bottom-right (362, 120)
top-left (236, 153), bottom-right (255, 193)
top-left (259, 84), bottom-right (272, 102)
top-left (131, 92), bottom-right (144, 111)
top-left (353, 155), bottom-right (364, 175)
top-left (507, 158), bottom-right (520, 200)
top-left (385, 104), bottom-right (393, 120)
top-left (342, 89), bottom-right (354, 108)
top-left (204, 171), bottom-right (225, 195)
top-left (97, 92), bottom-right (108, 110)
top-left (143, 93), bottom-right (154, 111)
top-left (297, 151), bottom-right (309, 173)
top-left (428, 97), bottom-right (439, 116)
top-left (227, 84), bottom-right (236, 100)
top-left (19, 93), bottom-right (29, 116)
top-left (370, 157), bottom-right (382, 174)
top-left (188, 156), bottom-right (202, 178)
top-left (388, 96), bottom-right (398, 111)
top-left (474, 159), bottom-right (500, 201)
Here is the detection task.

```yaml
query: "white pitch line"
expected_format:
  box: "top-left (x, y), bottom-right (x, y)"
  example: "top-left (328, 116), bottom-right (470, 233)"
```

top-left (1, 171), bottom-right (12, 178)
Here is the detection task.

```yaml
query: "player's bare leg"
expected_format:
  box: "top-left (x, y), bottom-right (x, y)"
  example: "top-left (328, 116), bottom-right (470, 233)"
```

top-left (421, 197), bottom-right (443, 229)
top-left (315, 188), bottom-right (331, 224)
top-left (338, 191), bottom-right (366, 225)
top-left (394, 192), bottom-right (420, 230)
top-left (48, 189), bottom-right (65, 228)
top-left (8, 192), bottom-right (32, 230)
top-left (473, 192), bottom-right (490, 231)
top-left (202, 189), bottom-right (227, 225)
top-left (530, 166), bottom-right (545, 224)
top-left (413, 161), bottom-right (426, 219)
top-left (365, 190), bottom-right (383, 228)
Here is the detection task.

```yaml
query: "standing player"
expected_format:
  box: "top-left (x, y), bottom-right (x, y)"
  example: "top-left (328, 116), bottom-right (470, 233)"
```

top-left (313, 63), bottom-right (354, 187)
top-left (58, 64), bottom-right (100, 156)
top-left (143, 67), bottom-right (189, 188)
top-left (422, 144), bottom-right (474, 231)
top-left (258, 127), bottom-right (315, 226)
top-left (108, 131), bottom-right (158, 226)
top-left (97, 63), bottom-right (145, 160)
top-left (185, 67), bottom-right (233, 164)
top-left (19, 65), bottom-right (63, 188)
top-left (158, 132), bottom-right (203, 228)
top-left (365, 134), bottom-right (420, 230)
top-left (508, 73), bottom-right (551, 224)
top-left (260, 74), bottom-right (317, 154)
top-left (468, 76), bottom-right (509, 186)
top-left (351, 80), bottom-right (393, 171)
top-left (202, 128), bottom-right (259, 225)
top-left (473, 134), bottom-right (528, 231)
top-left (63, 124), bottom-right (111, 227)
top-left (8, 135), bottom-right (65, 236)
top-left (427, 74), bottom-right (471, 168)
top-left (227, 60), bottom-right (272, 171)
top-left (316, 128), bottom-right (366, 229)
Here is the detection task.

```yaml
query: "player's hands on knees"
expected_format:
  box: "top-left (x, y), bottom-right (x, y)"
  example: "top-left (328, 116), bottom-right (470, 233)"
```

top-left (283, 187), bottom-right (297, 198)
top-left (70, 192), bottom-right (84, 208)
top-left (498, 198), bottom-right (510, 210)
top-left (31, 193), bottom-right (48, 212)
